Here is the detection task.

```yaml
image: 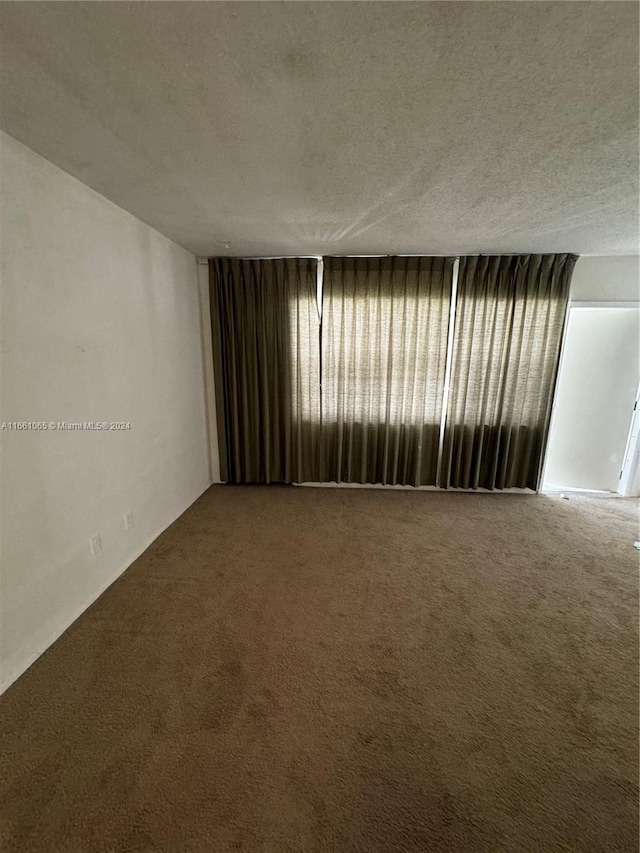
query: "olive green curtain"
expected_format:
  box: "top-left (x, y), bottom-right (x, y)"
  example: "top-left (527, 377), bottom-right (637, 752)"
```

top-left (211, 253), bottom-right (576, 490)
top-left (441, 254), bottom-right (577, 490)
top-left (320, 256), bottom-right (455, 485)
top-left (209, 258), bottom-right (320, 483)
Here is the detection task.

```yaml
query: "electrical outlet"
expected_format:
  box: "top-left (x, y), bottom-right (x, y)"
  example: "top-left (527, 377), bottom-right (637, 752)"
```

top-left (123, 511), bottom-right (133, 531)
top-left (90, 533), bottom-right (102, 556)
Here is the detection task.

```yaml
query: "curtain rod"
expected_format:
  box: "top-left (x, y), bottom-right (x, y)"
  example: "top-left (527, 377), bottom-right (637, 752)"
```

top-left (197, 252), bottom-right (579, 265)
top-left (196, 252), bottom-right (580, 266)
top-left (197, 255), bottom-right (322, 265)
top-left (196, 253), bottom-right (459, 265)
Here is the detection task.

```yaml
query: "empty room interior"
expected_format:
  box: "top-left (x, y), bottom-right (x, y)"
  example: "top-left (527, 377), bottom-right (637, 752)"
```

top-left (1, 2), bottom-right (639, 851)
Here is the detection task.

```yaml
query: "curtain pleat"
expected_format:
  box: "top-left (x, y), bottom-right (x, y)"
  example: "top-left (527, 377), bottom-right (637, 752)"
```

top-left (320, 256), bottom-right (455, 485)
top-left (441, 254), bottom-right (577, 490)
top-left (209, 258), bottom-right (320, 483)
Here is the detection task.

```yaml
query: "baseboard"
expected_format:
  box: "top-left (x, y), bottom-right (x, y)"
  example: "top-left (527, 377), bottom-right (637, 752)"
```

top-left (541, 486), bottom-right (619, 496)
top-left (296, 482), bottom-right (534, 494)
top-left (0, 480), bottom-right (213, 696)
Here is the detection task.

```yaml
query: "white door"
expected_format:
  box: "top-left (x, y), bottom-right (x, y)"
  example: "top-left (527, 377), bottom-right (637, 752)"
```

top-left (543, 305), bottom-right (640, 492)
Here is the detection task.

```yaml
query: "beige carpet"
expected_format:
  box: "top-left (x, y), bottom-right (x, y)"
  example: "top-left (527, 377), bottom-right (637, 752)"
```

top-left (0, 486), bottom-right (638, 853)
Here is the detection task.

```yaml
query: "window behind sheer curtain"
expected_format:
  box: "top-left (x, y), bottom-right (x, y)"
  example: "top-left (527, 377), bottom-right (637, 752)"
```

top-left (210, 257), bottom-right (320, 484)
top-left (211, 253), bottom-right (575, 490)
top-left (318, 256), bottom-right (455, 485)
top-left (440, 254), bottom-right (576, 489)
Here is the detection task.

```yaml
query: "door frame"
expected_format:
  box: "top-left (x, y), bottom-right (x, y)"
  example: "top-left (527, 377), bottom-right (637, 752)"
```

top-left (618, 381), bottom-right (640, 496)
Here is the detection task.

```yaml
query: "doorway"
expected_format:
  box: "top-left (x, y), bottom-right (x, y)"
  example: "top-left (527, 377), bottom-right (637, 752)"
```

top-left (543, 304), bottom-right (640, 494)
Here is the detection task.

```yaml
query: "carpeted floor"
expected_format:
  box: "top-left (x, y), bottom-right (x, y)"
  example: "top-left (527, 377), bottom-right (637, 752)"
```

top-left (0, 486), bottom-right (638, 853)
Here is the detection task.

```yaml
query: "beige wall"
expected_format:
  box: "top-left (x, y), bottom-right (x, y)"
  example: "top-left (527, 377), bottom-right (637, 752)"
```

top-left (570, 255), bottom-right (640, 302)
top-left (0, 133), bottom-right (212, 691)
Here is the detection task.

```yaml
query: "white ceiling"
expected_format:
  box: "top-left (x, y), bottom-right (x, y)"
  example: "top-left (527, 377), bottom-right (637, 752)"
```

top-left (0, 1), bottom-right (638, 258)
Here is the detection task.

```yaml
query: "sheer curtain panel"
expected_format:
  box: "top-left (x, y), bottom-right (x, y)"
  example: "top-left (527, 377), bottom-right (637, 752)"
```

top-left (209, 258), bottom-right (320, 483)
top-left (320, 256), bottom-right (455, 485)
top-left (441, 254), bottom-right (577, 490)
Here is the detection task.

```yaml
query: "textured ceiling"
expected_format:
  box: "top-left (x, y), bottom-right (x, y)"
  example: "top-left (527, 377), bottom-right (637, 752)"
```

top-left (0, 1), bottom-right (638, 257)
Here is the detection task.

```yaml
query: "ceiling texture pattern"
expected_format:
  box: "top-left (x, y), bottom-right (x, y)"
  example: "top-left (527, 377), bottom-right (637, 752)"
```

top-left (0, 1), bottom-right (638, 257)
